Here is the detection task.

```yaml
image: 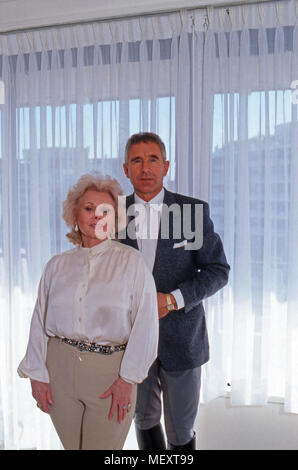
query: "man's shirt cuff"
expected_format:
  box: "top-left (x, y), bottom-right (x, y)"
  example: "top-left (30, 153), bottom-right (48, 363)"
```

top-left (171, 289), bottom-right (185, 310)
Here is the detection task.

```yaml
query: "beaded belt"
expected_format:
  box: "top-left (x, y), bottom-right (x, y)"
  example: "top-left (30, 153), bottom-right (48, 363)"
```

top-left (62, 338), bottom-right (127, 355)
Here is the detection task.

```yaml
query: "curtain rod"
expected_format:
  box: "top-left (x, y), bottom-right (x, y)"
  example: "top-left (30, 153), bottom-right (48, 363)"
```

top-left (0, 0), bottom-right (276, 35)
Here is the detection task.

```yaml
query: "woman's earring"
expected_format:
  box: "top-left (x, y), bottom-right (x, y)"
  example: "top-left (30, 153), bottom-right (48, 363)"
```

top-left (75, 224), bottom-right (79, 232)
top-left (109, 226), bottom-right (115, 239)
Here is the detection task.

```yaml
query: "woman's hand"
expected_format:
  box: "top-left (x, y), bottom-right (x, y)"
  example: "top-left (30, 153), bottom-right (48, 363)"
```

top-left (99, 377), bottom-right (133, 424)
top-left (30, 379), bottom-right (54, 413)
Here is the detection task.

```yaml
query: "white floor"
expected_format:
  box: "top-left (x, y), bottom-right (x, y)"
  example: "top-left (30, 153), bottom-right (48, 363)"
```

top-left (123, 424), bottom-right (138, 450)
top-left (197, 396), bottom-right (298, 450)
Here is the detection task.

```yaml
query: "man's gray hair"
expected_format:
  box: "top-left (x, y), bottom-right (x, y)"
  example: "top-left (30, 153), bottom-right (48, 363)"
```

top-left (124, 132), bottom-right (167, 164)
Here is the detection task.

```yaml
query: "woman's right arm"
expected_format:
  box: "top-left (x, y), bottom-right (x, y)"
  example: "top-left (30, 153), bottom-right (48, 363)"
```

top-left (17, 265), bottom-right (51, 384)
top-left (30, 379), bottom-right (54, 413)
top-left (119, 255), bottom-right (159, 384)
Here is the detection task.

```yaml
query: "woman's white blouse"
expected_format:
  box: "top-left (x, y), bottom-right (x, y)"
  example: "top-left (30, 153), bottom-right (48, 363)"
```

top-left (17, 239), bottom-right (159, 384)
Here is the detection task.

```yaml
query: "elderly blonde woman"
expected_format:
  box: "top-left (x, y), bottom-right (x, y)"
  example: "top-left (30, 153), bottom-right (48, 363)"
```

top-left (18, 173), bottom-right (158, 450)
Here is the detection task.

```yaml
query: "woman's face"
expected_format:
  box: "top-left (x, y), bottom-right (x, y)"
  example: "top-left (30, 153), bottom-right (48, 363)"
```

top-left (75, 189), bottom-right (116, 248)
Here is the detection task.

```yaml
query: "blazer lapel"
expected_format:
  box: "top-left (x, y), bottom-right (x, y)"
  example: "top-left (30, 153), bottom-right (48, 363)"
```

top-left (152, 189), bottom-right (176, 277)
top-left (124, 194), bottom-right (138, 250)
top-left (124, 189), bottom-right (178, 275)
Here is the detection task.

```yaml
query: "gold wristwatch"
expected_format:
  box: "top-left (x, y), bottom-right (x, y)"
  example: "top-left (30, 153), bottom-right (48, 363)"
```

top-left (166, 294), bottom-right (175, 311)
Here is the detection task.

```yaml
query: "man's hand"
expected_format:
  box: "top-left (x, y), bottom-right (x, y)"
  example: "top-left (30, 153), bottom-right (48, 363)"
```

top-left (157, 293), bottom-right (178, 319)
top-left (30, 379), bottom-right (54, 413)
top-left (99, 377), bottom-right (133, 424)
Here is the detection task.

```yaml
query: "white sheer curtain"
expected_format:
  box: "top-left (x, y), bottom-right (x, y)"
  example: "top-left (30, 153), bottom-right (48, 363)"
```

top-left (0, 14), bottom-right (181, 450)
top-left (196, 1), bottom-right (298, 413)
top-left (0, 0), bottom-right (297, 450)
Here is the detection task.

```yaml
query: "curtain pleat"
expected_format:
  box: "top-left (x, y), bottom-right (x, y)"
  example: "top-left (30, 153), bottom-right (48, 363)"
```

top-left (201, 3), bottom-right (298, 415)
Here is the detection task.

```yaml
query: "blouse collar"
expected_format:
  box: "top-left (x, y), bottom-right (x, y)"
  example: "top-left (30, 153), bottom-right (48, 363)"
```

top-left (79, 238), bottom-right (112, 256)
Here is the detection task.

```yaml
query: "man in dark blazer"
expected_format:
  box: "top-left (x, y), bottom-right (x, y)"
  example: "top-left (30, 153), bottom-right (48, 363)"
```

top-left (122, 132), bottom-right (230, 450)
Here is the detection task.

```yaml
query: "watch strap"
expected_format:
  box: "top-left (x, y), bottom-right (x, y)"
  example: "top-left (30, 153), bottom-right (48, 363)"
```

top-left (166, 294), bottom-right (175, 311)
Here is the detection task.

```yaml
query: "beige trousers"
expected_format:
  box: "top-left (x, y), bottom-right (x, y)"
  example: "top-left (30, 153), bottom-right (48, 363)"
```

top-left (46, 337), bottom-right (137, 450)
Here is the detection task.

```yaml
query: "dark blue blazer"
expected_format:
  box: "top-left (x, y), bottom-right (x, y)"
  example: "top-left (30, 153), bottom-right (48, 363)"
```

top-left (121, 188), bottom-right (230, 371)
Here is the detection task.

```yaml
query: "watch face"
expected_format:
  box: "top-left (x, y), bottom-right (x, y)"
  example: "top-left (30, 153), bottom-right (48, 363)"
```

top-left (167, 304), bottom-right (174, 311)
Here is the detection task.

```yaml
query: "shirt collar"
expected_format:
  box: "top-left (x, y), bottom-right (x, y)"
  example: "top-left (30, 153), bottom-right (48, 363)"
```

top-left (79, 238), bottom-right (112, 256)
top-left (134, 188), bottom-right (165, 207)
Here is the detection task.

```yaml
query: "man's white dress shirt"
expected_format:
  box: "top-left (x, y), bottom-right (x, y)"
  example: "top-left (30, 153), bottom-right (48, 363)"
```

top-left (134, 188), bottom-right (185, 310)
top-left (18, 239), bottom-right (158, 384)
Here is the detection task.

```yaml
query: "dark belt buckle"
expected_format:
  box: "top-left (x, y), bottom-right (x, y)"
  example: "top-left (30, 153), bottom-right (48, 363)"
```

top-left (78, 342), bottom-right (85, 352)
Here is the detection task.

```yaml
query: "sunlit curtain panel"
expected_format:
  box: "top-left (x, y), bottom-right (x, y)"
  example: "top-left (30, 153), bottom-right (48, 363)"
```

top-left (196, 3), bottom-right (298, 413)
top-left (0, 16), bottom-right (179, 449)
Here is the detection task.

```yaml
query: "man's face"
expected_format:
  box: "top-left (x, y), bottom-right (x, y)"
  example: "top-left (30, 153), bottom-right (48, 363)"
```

top-left (123, 141), bottom-right (169, 201)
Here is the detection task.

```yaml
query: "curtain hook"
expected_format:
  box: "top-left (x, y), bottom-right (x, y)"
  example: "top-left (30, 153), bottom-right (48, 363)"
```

top-left (26, 31), bottom-right (34, 55)
top-left (207, 6), bottom-right (214, 32)
top-left (92, 23), bottom-right (101, 65)
top-left (241, 4), bottom-right (247, 30)
top-left (190, 14), bottom-right (195, 33)
top-left (179, 8), bottom-right (187, 35)
top-left (150, 15), bottom-right (157, 39)
top-left (139, 17), bottom-right (144, 40)
top-left (91, 23), bottom-right (96, 45)
top-left (257, 2), bottom-right (263, 29)
top-left (108, 21), bottom-right (115, 44)
top-left (225, 7), bottom-right (233, 30)
top-left (203, 8), bottom-right (210, 32)
top-left (275, 0), bottom-right (280, 27)
top-left (168, 12), bottom-right (176, 38)
top-left (295, 0), bottom-right (298, 23)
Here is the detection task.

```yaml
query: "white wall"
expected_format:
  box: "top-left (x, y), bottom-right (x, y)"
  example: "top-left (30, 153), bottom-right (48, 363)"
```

top-left (0, 0), bottom-right (259, 32)
top-left (196, 397), bottom-right (298, 450)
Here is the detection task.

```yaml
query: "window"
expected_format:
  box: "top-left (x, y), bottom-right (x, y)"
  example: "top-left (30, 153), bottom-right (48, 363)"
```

top-left (211, 89), bottom-right (296, 398)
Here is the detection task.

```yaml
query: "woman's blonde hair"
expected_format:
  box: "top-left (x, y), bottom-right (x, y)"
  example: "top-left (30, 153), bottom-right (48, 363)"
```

top-left (62, 172), bottom-right (125, 246)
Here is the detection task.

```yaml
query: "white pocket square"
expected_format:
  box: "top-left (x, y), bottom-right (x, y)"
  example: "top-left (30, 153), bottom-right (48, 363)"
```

top-left (173, 240), bottom-right (188, 249)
